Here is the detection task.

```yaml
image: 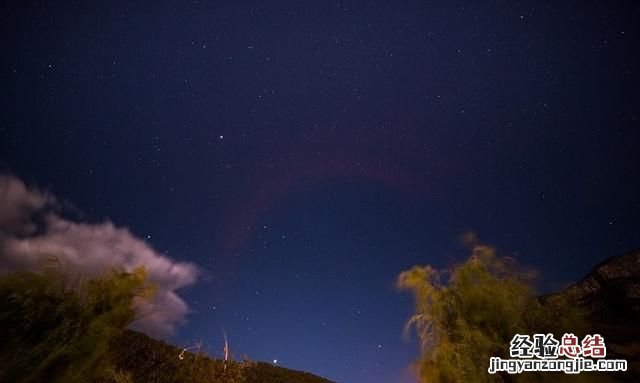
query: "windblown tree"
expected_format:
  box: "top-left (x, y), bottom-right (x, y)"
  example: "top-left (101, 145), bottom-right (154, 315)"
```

top-left (397, 235), bottom-right (588, 383)
top-left (0, 259), bottom-right (155, 383)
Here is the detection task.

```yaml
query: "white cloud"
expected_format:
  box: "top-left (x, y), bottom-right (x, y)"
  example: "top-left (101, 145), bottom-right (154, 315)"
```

top-left (0, 174), bottom-right (199, 337)
top-left (0, 175), bottom-right (53, 235)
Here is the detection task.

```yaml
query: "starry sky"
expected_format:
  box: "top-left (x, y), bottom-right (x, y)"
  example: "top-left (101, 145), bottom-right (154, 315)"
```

top-left (1, 1), bottom-right (639, 382)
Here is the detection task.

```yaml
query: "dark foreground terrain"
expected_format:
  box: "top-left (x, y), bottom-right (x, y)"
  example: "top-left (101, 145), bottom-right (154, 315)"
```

top-left (542, 249), bottom-right (640, 382)
top-left (1, 250), bottom-right (638, 383)
top-left (103, 329), bottom-right (335, 383)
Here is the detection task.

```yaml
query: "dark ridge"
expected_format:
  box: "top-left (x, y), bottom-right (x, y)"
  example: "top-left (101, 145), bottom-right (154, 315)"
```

top-left (103, 329), bottom-right (335, 383)
top-left (540, 249), bottom-right (640, 382)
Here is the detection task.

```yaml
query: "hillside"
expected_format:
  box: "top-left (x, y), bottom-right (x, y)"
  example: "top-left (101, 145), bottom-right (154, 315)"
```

top-left (541, 249), bottom-right (640, 381)
top-left (103, 329), bottom-right (335, 383)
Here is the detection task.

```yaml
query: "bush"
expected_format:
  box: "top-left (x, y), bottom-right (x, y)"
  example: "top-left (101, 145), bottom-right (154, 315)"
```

top-left (0, 260), bottom-right (154, 383)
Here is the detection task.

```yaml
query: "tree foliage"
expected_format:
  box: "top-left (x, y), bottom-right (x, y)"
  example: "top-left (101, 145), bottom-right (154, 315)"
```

top-left (0, 260), bottom-right (155, 383)
top-left (397, 236), bottom-right (589, 383)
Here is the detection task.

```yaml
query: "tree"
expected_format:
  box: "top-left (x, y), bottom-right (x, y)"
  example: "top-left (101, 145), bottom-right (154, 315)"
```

top-left (397, 235), bottom-right (588, 383)
top-left (0, 259), bottom-right (155, 383)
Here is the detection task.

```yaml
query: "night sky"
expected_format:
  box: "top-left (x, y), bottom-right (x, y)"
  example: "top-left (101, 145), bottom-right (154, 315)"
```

top-left (1, 1), bottom-right (639, 382)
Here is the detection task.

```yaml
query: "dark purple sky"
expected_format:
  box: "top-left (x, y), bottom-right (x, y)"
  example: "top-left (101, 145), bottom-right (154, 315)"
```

top-left (1, 1), bottom-right (639, 382)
